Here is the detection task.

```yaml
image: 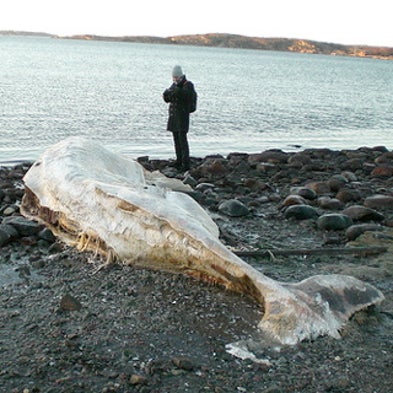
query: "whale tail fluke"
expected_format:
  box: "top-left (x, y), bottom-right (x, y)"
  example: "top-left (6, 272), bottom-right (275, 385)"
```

top-left (255, 274), bottom-right (384, 345)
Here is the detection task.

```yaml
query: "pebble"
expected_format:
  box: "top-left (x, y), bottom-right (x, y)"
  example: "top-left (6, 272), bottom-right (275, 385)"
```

top-left (183, 174), bottom-right (198, 187)
top-left (59, 294), bottom-right (82, 311)
top-left (195, 182), bottom-right (215, 192)
top-left (129, 374), bottom-right (148, 385)
top-left (171, 356), bottom-right (195, 371)
top-left (3, 206), bottom-right (18, 216)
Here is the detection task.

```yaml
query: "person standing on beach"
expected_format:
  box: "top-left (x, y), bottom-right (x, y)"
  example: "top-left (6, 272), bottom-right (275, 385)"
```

top-left (163, 65), bottom-right (196, 172)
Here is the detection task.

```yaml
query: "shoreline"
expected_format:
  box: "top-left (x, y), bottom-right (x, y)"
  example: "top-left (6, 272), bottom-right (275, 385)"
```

top-left (1, 143), bottom-right (392, 167)
top-left (1, 147), bottom-right (392, 392)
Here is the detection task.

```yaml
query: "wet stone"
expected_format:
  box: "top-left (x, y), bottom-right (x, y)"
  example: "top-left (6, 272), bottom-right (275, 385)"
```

top-left (268, 193), bottom-right (282, 202)
top-left (305, 181), bottom-right (331, 195)
top-left (2, 216), bottom-right (42, 236)
top-left (289, 186), bottom-right (318, 200)
top-left (198, 159), bottom-right (228, 177)
top-left (0, 224), bottom-right (19, 244)
top-left (281, 195), bottom-right (308, 207)
top-left (371, 145), bottom-right (389, 153)
top-left (371, 166), bottom-right (393, 178)
top-left (342, 205), bottom-right (385, 222)
top-left (284, 205), bottom-right (319, 220)
top-left (327, 174), bottom-right (348, 192)
top-left (335, 188), bottom-right (362, 203)
top-left (195, 182), bottom-right (215, 192)
top-left (288, 152), bottom-right (312, 166)
top-left (317, 213), bottom-right (353, 231)
top-left (248, 150), bottom-right (288, 165)
top-left (374, 150), bottom-right (393, 163)
top-left (345, 224), bottom-right (383, 241)
top-left (218, 199), bottom-right (249, 217)
top-left (38, 227), bottom-right (56, 242)
top-left (318, 197), bottom-right (344, 210)
top-left (183, 174), bottom-right (198, 187)
top-left (341, 171), bottom-right (357, 182)
top-left (0, 227), bottom-right (12, 246)
top-left (343, 158), bottom-right (363, 171)
top-left (255, 162), bottom-right (276, 173)
top-left (3, 206), bottom-right (18, 216)
top-left (187, 190), bottom-right (204, 204)
top-left (227, 152), bottom-right (249, 165)
top-left (364, 194), bottom-right (393, 209)
top-left (171, 356), bottom-right (195, 371)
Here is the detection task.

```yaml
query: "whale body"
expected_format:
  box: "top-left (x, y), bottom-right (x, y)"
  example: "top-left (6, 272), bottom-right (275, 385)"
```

top-left (21, 137), bottom-right (384, 345)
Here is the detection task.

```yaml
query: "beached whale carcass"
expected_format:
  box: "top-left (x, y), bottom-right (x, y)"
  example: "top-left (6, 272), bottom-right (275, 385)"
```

top-left (21, 137), bottom-right (384, 345)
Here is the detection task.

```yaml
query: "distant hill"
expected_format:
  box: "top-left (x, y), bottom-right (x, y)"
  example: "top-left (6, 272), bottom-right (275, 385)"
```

top-left (63, 33), bottom-right (393, 60)
top-left (2, 31), bottom-right (392, 60)
top-left (0, 30), bottom-right (52, 37)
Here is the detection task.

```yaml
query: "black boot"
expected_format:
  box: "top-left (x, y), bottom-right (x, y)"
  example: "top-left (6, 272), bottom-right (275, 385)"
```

top-left (181, 162), bottom-right (190, 172)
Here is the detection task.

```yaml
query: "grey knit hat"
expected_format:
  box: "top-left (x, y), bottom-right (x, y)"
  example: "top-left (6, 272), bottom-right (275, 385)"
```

top-left (172, 65), bottom-right (184, 78)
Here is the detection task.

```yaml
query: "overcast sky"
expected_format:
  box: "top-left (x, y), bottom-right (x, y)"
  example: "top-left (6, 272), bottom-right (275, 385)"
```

top-left (1, 0), bottom-right (392, 47)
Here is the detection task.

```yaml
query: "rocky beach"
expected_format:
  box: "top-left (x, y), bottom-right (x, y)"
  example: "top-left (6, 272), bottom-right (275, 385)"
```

top-left (1, 146), bottom-right (393, 393)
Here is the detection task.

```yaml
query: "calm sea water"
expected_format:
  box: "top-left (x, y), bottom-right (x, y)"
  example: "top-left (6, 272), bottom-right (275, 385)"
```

top-left (1, 35), bottom-right (393, 165)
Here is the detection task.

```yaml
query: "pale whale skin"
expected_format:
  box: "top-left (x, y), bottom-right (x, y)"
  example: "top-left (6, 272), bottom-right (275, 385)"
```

top-left (21, 137), bottom-right (384, 345)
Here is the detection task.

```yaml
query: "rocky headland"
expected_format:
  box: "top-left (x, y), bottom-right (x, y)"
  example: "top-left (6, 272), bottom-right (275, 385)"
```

top-left (2, 30), bottom-right (393, 60)
top-left (64, 33), bottom-right (393, 60)
top-left (1, 146), bottom-right (393, 392)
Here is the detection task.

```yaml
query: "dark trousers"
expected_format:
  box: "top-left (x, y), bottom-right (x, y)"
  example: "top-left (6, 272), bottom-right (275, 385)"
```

top-left (172, 131), bottom-right (190, 169)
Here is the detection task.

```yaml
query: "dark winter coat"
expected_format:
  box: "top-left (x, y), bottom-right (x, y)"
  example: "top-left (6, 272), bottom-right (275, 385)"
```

top-left (163, 76), bottom-right (195, 133)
